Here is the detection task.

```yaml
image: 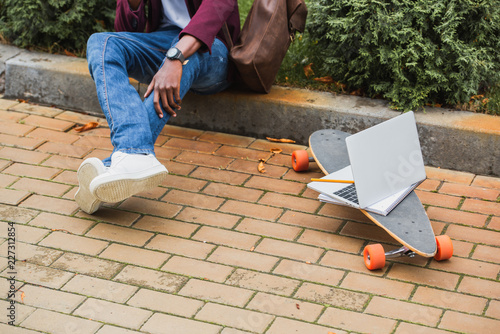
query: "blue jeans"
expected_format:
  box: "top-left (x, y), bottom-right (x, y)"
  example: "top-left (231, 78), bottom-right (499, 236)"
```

top-left (86, 27), bottom-right (230, 166)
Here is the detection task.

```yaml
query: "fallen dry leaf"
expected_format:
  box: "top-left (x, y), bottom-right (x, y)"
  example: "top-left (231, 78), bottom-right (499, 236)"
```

top-left (250, 246), bottom-right (255, 252)
top-left (74, 121), bottom-right (99, 132)
top-left (266, 137), bottom-right (296, 144)
top-left (303, 63), bottom-right (314, 78)
top-left (258, 160), bottom-right (266, 173)
top-left (270, 148), bottom-right (283, 154)
top-left (20, 291), bottom-right (25, 303)
top-left (313, 76), bottom-right (334, 84)
top-left (295, 303), bottom-right (300, 310)
top-left (64, 49), bottom-right (77, 57)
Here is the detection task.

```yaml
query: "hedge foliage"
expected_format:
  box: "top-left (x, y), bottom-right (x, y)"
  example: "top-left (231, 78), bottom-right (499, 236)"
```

top-left (0, 0), bottom-right (115, 54)
top-left (306, 0), bottom-right (500, 111)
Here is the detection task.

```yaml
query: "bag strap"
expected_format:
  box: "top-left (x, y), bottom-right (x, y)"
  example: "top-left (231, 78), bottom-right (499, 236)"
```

top-left (222, 23), bottom-right (234, 50)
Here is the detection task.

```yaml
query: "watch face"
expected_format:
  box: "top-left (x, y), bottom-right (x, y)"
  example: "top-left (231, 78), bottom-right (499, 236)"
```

top-left (167, 48), bottom-right (177, 58)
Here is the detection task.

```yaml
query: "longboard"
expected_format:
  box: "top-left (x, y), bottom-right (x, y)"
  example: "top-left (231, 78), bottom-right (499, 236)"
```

top-left (293, 129), bottom-right (453, 270)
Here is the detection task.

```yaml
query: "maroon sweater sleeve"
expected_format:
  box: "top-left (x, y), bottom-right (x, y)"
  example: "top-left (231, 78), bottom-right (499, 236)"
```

top-left (114, 0), bottom-right (147, 32)
top-left (181, 0), bottom-right (239, 53)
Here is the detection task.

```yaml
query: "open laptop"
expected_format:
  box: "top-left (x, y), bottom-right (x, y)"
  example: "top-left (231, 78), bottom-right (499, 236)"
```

top-left (308, 111), bottom-right (426, 210)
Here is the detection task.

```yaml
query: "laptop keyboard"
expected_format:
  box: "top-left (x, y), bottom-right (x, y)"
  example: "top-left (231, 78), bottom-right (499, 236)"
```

top-left (333, 184), bottom-right (359, 205)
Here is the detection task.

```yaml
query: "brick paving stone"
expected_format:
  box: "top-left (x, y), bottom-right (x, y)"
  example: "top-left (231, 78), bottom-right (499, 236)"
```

top-left (439, 182), bottom-right (500, 201)
top-left (0, 133), bottom-right (44, 150)
top-left (255, 238), bottom-right (323, 263)
top-left (0, 147), bottom-right (50, 164)
top-left (227, 269), bottom-right (300, 297)
top-left (472, 244), bottom-right (500, 263)
top-left (74, 298), bottom-right (152, 330)
top-left (118, 197), bottom-right (182, 217)
top-left (0, 122), bottom-right (35, 136)
top-left (220, 328), bottom-right (253, 334)
top-left (207, 246), bottom-right (279, 272)
top-left (412, 286), bottom-right (487, 315)
top-left (235, 218), bottom-right (302, 240)
top-left (162, 124), bottom-right (204, 138)
top-left (161, 189), bottom-right (224, 210)
top-left (365, 296), bottom-right (443, 326)
top-left (488, 216), bottom-right (500, 230)
top-left (386, 264), bottom-right (460, 290)
top-left (220, 200), bottom-right (283, 221)
top-left (15, 284), bottom-right (85, 313)
top-left (162, 160), bottom-right (197, 176)
top-left (96, 326), bottom-right (143, 334)
top-left (20, 194), bottom-right (79, 215)
top-left (318, 307), bottom-right (397, 334)
top-left (27, 127), bottom-right (80, 144)
top-left (192, 226), bottom-right (260, 249)
top-left (0, 222), bottom-right (48, 243)
top-left (99, 243), bottom-right (169, 268)
top-left (86, 223), bottom-right (154, 246)
top-left (10, 103), bottom-right (63, 117)
top-left (0, 98), bottom-right (21, 110)
top-left (394, 322), bottom-right (452, 334)
top-left (199, 131), bottom-right (255, 147)
top-left (161, 174), bottom-right (207, 191)
top-left (279, 210), bottom-right (343, 232)
top-left (22, 114), bottom-right (74, 131)
top-left (161, 255), bottom-right (233, 282)
top-left (439, 310), bottom-right (500, 334)
top-left (52, 170), bottom-right (78, 185)
top-left (176, 206), bottom-right (240, 228)
top-left (426, 206), bottom-right (488, 227)
top-left (146, 234), bottom-right (215, 259)
top-left (52, 253), bottom-right (123, 279)
top-left (62, 274), bottom-right (137, 303)
top-left (6, 242), bottom-right (63, 266)
top-left (77, 207), bottom-right (141, 227)
top-left (190, 166), bottom-right (250, 185)
top-left (417, 178), bottom-right (441, 191)
top-left (179, 279), bottom-right (254, 307)
top-left (127, 288), bottom-right (203, 317)
top-left (195, 303), bottom-right (274, 333)
top-left (266, 317), bottom-right (345, 334)
top-left (249, 139), bottom-right (305, 155)
top-left (37, 141), bottom-right (92, 158)
top-left (114, 265), bottom-right (187, 293)
top-left (341, 272), bottom-right (414, 300)
top-left (13, 261), bottom-right (74, 289)
top-left (142, 313), bottom-right (222, 334)
top-left (0, 323), bottom-right (41, 334)
top-left (446, 224), bottom-right (500, 246)
top-left (458, 276), bottom-right (500, 299)
top-left (298, 229), bottom-right (365, 253)
top-left (40, 231), bottom-right (108, 255)
top-left (320, 250), bottom-right (387, 276)
top-left (42, 155), bottom-right (83, 171)
top-left (462, 198), bottom-right (500, 216)
top-left (0, 188), bottom-right (30, 205)
top-left (29, 212), bottom-right (94, 234)
top-left (133, 215), bottom-right (198, 237)
top-left (0, 298), bottom-right (36, 326)
top-left (5, 163), bottom-right (60, 180)
top-left (164, 136), bottom-right (221, 153)
top-left (73, 135), bottom-right (114, 150)
top-left (216, 145), bottom-right (271, 161)
top-left (203, 182), bottom-right (263, 202)
top-left (55, 110), bottom-right (105, 124)
top-left (175, 150), bottom-right (233, 169)
top-left (20, 308), bottom-right (101, 334)
top-left (486, 300), bottom-right (500, 319)
top-left (11, 177), bottom-right (71, 197)
top-left (294, 282), bottom-right (369, 311)
top-left (0, 203), bottom-right (38, 223)
top-left (246, 292), bottom-right (324, 322)
top-left (259, 192), bottom-right (321, 213)
top-left (425, 166), bottom-right (475, 184)
top-left (244, 175), bottom-right (306, 195)
top-left (0, 173), bottom-right (17, 187)
top-left (429, 255), bottom-right (500, 279)
top-left (273, 259), bottom-right (345, 286)
top-left (415, 189), bottom-right (462, 209)
top-left (472, 175), bottom-right (500, 189)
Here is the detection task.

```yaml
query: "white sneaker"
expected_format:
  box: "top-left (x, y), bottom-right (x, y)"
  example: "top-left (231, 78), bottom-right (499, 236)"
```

top-left (89, 151), bottom-right (168, 203)
top-left (75, 158), bottom-right (108, 214)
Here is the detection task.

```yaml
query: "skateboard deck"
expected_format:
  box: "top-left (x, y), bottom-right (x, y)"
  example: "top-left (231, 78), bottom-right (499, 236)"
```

top-left (308, 129), bottom-right (437, 257)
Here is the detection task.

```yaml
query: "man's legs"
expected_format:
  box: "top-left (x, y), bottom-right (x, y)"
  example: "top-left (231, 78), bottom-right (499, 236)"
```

top-left (76, 29), bottom-right (230, 212)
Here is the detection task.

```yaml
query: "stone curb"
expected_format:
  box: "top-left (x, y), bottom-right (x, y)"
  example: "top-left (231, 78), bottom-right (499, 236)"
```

top-left (1, 44), bottom-right (499, 176)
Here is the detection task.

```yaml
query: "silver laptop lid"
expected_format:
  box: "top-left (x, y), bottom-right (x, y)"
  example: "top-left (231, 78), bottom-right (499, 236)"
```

top-left (345, 111), bottom-right (426, 208)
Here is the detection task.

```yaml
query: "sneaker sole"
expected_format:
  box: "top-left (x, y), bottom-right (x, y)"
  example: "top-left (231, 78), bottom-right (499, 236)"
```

top-left (75, 161), bottom-right (102, 214)
top-left (93, 170), bottom-right (168, 203)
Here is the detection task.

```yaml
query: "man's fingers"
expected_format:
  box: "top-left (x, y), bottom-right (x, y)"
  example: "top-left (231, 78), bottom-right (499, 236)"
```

top-left (160, 89), bottom-right (177, 117)
top-left (145, 80), bottom-right (154, 98)
top-left (153, 90), bottom-right (164, 118)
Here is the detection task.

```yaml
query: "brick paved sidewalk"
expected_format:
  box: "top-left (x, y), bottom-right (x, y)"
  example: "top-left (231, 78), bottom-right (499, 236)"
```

top-left (0, 98), bottom-right (499, 334)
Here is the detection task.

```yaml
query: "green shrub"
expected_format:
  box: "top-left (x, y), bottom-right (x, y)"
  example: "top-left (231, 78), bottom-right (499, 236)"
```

top-left (306, 0), bottom-right (500, 111)
top-left (0, 0), bottom-right (115, 55)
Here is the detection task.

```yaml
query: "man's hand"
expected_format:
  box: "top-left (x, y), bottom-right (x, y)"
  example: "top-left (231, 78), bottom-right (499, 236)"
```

top-left (144, 59), bottom-right (183, 119)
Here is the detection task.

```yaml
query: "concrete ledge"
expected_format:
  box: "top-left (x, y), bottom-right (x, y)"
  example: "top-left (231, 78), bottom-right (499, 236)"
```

top-left (2, 44), bottom-right (499, 176)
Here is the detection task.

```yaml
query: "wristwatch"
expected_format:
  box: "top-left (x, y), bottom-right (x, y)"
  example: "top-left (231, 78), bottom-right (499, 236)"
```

top-left (166, 47), bottom-right (185, 64)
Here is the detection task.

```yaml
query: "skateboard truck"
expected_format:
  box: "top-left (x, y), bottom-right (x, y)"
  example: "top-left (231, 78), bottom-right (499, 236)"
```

top-left (384, 246), bottom-right (416, 259)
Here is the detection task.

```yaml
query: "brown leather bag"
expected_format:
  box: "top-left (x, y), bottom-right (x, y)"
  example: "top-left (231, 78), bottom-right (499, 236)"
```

top-left (224, 0), bottom-right (308, 93)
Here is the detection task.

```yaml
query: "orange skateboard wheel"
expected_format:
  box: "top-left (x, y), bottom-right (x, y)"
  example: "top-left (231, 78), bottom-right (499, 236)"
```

top-left (363, 244), bottom-right (386, 270)
top-left (292, 150), bottom-right (310, 171)
top-left (434, 235), bottom-right (453, 261)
